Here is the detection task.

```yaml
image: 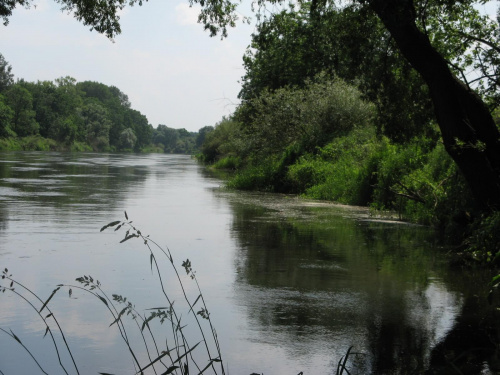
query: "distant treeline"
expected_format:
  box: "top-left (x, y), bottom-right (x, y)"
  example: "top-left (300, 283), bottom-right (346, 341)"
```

top-left (0, 53), bottom-right (205, 153)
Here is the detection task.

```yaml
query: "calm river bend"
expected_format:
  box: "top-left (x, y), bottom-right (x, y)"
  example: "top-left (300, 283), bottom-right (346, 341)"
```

top-left (0, 152), bottom-right (497, 374)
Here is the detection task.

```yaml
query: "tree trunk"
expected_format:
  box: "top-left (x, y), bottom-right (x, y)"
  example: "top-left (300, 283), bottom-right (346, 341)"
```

top-left (368, 0), bottom-right (500, 210)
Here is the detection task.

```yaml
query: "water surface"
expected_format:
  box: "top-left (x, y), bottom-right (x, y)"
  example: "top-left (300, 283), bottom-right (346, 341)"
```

top-left (0, 152), bottom-right (496, 374)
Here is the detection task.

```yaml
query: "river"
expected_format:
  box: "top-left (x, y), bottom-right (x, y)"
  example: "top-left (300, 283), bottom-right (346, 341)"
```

top-left (0, 152), bottom-right (497, 374)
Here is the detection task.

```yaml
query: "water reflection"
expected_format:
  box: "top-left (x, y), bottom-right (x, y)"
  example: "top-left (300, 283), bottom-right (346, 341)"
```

top-left (222, 192), bottom-right (497, 374)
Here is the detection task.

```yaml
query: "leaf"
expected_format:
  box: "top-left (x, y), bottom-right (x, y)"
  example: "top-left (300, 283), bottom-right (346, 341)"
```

top-left (145, 307), bottom-right (170, 310)
top-left (174, 342), bottom-right (200, 364)
top-left (69, 289), bottom-right (72, 298)
top-left (150, 253), bottom-right (154, 272)
top-left (10, 329), bottom-right (21, 344)
top-left (120, 233), bottom-right (139, 243)
top-left (100, 221), bottom-right (121, 232)
top-left (135, 349), bottom-right (173, 373)
top-left (43, 327), bottom-right (50, 338)
top-left (45, 313), bottom-right (53, 319)
top-left (97, 295), bottom-right (108, 306)
top-left (124, 211), bottom-right (128, 220)
top-left (188, 294), bottom-right (202, 314)
top-left (109, 307), bottom-right (128, 327)
top-left (161, 366), bottom-right (180, 375)
top-left (198, 358), bottom-right (219, 374)
top-left (39, 287), bottom-right (60, 313)
top-left (114, 224), bottom-right (122, 232)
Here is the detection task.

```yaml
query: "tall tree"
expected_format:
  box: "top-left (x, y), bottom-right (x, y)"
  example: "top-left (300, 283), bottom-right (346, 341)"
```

top-left (364, 0), bottom-right (500, 210)
top-left (5, 83), bottom-right (39, 136)
top-left (0, 53), bottom-right (14, 92)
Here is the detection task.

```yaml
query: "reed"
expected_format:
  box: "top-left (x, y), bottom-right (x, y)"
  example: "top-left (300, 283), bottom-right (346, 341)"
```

top-left (0, 211), bottom-right (224, 375)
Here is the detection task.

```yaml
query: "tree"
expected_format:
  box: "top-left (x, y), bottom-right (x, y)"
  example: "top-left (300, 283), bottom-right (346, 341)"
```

top-left (0, 53), bottom-right (13, 92)
top-left (80, 101), bottom-right (111, 150)
top-left (239, 5), bottom-right (437, 142)
top-left (364, 0), bottom-right (500, 210)
top-left (153, 125), bottom-right (179, 152)
top-left (119, 127), bottom-right (137, 150)
top-left (239, 0), bottom-right (500, 210)
top-left (0, 0), bottom-right (237, 38)
top-left (196, 125), bottom-right (214, 148)
top-left (0, 93), bottom-right (13, 136)
top-left (5, 84), bottom-right (39, 136)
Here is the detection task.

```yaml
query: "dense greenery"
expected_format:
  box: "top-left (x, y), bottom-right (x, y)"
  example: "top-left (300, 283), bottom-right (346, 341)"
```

top-left (0, 54), bottom-right (202, 153)
top-left (197, 1), bottom-right (500, 253)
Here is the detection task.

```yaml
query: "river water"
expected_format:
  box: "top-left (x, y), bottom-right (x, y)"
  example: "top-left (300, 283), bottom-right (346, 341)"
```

top-left (0, 152), bottom-right (497, 374)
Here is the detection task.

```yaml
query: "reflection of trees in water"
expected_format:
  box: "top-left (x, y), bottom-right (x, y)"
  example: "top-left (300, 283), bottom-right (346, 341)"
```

top-left (0, 202), bottom-right (8, 231)
top-left (227, 196), bottom-right (498, 373)
top-left (0, 153), bottom-right (154, 217)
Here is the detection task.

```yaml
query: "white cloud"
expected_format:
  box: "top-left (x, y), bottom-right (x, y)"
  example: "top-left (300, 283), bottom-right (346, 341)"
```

top-left (175, 3), bottom-right (201, 26)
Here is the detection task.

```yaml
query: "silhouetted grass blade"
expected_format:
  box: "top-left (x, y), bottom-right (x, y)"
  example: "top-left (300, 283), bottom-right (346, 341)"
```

top-left (110, 307), bottom-right (128, 327)
top-left (120, 233), bottom-right (139, 243)
top-left (100, 221), bottom-right (121, 232)
top-left (174, 341), bottom-right (200, 364)
top-left (39, 287), bottom-right (60, 313)
top-left (188, 294), bottom-right (202, 314)
top-left (136, 349), bottom-right (173, 373)
top-left (162, 365), bottom-right (179, 374)
top-left (10, 329), bottom-right (21, 344)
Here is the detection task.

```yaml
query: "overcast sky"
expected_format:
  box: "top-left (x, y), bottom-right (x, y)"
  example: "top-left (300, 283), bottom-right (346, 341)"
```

top-left (0, 0), bottom-right (255, 132)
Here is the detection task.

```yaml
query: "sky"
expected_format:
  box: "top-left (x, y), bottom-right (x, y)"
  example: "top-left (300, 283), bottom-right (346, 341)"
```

top-left (0, 0), bottom-right (255, 132)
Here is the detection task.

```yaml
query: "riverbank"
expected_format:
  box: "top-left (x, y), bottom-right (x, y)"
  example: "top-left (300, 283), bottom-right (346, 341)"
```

top-left (0, 135), bottom-right (166, 153)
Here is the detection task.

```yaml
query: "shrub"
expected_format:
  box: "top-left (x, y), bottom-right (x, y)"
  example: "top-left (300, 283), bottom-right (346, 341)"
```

top-left (237, 74), bottom-right (375, 159)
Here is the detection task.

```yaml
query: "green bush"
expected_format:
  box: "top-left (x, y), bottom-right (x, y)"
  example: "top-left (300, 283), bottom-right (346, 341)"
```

top-left (467, 211), bottom-right (500, 264)
top-left (287, 127), bottom-right (379, 205)
top-left (226, 160), bottom-right (278, 191)
top-left (236, 74), bottom-right (375, 158)
top-left (212, 155), bottom-right (242, 170)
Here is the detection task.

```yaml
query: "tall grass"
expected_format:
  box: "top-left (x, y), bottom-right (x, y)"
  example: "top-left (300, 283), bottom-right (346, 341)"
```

top-left (0, 211), bottom-right (225, 375)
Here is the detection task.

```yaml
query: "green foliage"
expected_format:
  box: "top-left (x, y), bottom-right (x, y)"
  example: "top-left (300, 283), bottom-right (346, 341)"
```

top-left (212, 155), bottom-right (241, 170)
top-left (467, 211), bottom-right (500, 264)
top-left (80, 101), bottom-right (112, 151)
top-left (0, 53), bottom-right (14, 92)
top-left (5, 84), bottom-right (39, 137)
top-left (0, 93), bottom-right (13, 137)
top-left (118, 127), bottom-right (137, 150)
top-left (226, 160), bottom-right (278, 191)
top-left (237, 75), bottom-right (375, 159)
top-left (0, 74), bottom-right (161, 152)
top-left (199, 117), bottom-right (245, 163)
top-left (239, 5), bottom-right (437, 143)
top-left (292, 127), bottom-right (380, 205)
top-left (152, 125), bottom-right (197, 154)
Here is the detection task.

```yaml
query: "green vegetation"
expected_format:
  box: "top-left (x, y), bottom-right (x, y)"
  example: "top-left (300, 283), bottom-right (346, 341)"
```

top-left (0, 54), bottom-right (202, 153)
top-left (196, 1), bottom-right (500, 264)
